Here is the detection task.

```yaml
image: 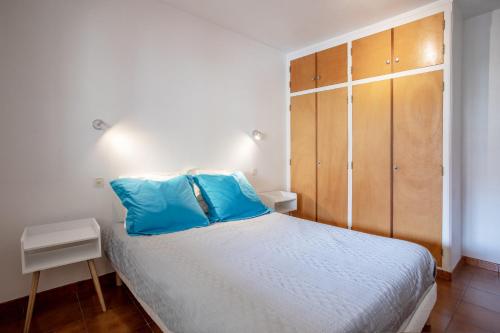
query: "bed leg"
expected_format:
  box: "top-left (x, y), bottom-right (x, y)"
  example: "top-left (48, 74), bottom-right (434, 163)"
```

top-left (115, 272), bottom-right (123, 287)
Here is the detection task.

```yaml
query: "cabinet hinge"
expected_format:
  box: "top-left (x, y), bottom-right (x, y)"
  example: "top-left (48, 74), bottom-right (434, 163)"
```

top-left (289, 159), bottom-right (292, 166)
top-left (443, 44), bottom-right (445, 56)
top-left (289, 81), bottom-right (291, 89)
top-left (289, 66), bottom-right (291, 73)
top-left (351, 95), bottom-right (353, 103)
top-left (350, 47), bottom-right (353, 56)
top-left (350, 66), bottom-right (353, 75)
top-left (442, 82), bottom-right (445, 92)
top-left (350, 161), bottom-right (354, 170)
top-left (441, 165), bottom-right (444, 176)
top-left (443, 20), bottom-right (445, 31)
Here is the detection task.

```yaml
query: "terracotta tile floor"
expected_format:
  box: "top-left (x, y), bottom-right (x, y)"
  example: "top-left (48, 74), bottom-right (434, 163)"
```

top-left (1, 264), bottom-right (499, 332)
top-left (425, 264), bottom-right (500, 333)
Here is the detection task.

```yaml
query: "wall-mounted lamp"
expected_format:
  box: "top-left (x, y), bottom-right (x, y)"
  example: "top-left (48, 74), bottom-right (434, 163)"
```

top-left (92, 119), bottom-right (110, 131)
top-left (252, 130), bottom-right (264, 141)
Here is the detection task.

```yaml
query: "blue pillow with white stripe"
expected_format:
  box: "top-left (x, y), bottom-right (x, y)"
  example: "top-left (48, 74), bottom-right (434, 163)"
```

top-left (193, 172), bottom-right (270, 223)
top-left (110, 175), bottom-right (209, 235)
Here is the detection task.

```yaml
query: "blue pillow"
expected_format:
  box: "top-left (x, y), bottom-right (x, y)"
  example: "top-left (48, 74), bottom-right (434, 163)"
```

top-left (193, 172), bottom-right (270, 222)
top-left (110, 175), bottom-right (209, 235)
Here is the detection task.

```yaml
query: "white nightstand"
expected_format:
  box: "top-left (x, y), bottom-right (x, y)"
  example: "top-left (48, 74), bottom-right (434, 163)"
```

top-left (259, 191), bottom-right (297, 214)
top-left (20, 218), bottom-right (106, 333)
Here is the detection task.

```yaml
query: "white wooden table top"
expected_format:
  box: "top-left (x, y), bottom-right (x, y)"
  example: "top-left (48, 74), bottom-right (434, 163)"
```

top-left (21, 218), bottom-right (100, 251)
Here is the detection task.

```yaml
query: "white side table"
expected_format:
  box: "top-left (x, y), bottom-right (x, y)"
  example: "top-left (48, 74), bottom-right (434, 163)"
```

top-left (20, 218), bottom-right (106, 333)
top-left (259, 191), bottom-right (297, 214)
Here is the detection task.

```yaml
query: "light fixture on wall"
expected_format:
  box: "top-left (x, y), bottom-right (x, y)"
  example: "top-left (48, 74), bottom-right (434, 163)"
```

top-left (252, 130), bottom-right (264, 141)
top-left (92, 119), bottom-right (110, 131)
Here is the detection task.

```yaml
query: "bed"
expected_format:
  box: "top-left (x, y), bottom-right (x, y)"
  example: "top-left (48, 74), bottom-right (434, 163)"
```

top-left (103, 212), bottom-right (436, 333)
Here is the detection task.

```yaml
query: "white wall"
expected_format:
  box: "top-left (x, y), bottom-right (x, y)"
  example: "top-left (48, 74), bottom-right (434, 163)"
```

top-left (0, 0), bottom-right (286, 302)
top-left (461, 9), bottom-right (500, 264)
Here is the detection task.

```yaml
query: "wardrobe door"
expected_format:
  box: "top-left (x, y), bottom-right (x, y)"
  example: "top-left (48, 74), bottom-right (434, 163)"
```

top-left (352, 80), bottom-right (392, 237)
top-left (316, 44), bottom-right (348, 87)
top-left (317, 88), bottom-right (348, 228)
top-left (393, 13), bottom-right (444, 73)
top-left (352, 30), bottom-right (392, 80)
top-left (291, 93), bottom-right (317, 220)
top-left (393, 71), bottom-right (443, 265)
top-left (290, 54), bottom-right (316, 93)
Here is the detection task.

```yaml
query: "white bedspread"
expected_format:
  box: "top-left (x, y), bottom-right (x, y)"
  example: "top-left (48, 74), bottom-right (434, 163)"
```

top-left (103, 212), bottom-right (435, 333)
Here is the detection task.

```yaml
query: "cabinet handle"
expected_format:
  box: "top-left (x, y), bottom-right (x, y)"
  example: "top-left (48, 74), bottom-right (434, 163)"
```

top-left (394, 165), bottom-right (399, 171)
top-left (317, 161), bottom-right (321, 166)
top-left (317, 75), bottom-right (321, 81)
top-left (395, 57), bottom-right (400, 63)
top-left (385, 59), bottom-right (391, 64)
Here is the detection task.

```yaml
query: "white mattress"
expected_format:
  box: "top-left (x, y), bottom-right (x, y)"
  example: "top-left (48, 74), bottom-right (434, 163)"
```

top-left (104, 212), bottom-right (435, 333)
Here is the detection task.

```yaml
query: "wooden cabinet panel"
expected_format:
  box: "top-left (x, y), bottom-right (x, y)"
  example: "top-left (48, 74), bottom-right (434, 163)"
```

top-left (393, 13), bottom-right (444, 73)
top-left (317, 44), bottom-right (348, 87)
top-left (317, 88), bottom-right (348, 228)
top-left (352, 30), bottom-right (392, 81)
top-left (290, 54), bottom-right (316, 93)
top-left (291, 93), bottom-right (317, 220)
top-left (352, 80), bottom-right (392, 237)
top-left (393, 71), bottom-right (443, 266)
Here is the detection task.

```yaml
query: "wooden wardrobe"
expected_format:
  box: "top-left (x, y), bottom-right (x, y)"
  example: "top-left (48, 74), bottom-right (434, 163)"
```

top-left (352, 71), bottom-right (443, 265)
top-left (290, 44), bottom-right (348, 92)
top-left (291, 88), bottom-right (348, 228)
top-left (289, 12), bottom-right (446, 265)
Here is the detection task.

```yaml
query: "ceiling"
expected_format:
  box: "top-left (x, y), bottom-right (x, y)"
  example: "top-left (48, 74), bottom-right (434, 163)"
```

top-left (162, 0), bottom-right (438, 51)
top-left (455, 0), bottom-right (500, 18)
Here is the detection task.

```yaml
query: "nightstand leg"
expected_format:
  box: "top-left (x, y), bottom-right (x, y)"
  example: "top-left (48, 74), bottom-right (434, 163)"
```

top-left (24, 271), bottom-right (40, 333)
top-left (87, 259), bottom-right (107, 312)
